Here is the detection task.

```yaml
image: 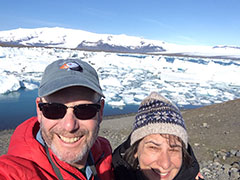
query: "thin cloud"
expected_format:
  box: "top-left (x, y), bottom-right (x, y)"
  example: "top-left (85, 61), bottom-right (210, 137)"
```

top-left (177, 35), bottom-right (195, 42)
top-left (83, 8), bottom-right (115, 19)
top-left (22, 18), bottom-right (67, 28)
top-left (142, 18), bottom-right (173, 30)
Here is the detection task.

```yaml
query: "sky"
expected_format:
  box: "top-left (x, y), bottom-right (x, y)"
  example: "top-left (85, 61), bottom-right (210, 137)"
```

top-left (0, 0), bottom-right (239, 46)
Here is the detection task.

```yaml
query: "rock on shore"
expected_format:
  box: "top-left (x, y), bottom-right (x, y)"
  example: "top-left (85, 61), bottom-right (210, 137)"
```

top-left (1, 99), bottom-right (240, 179)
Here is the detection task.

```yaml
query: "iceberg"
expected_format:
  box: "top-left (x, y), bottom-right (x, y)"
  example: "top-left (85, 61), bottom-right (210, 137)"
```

top-left (0, 72), bottom-right (20, 94)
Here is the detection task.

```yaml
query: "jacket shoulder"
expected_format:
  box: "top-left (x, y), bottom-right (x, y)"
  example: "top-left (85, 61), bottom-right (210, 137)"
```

top-left (0, 154), bottom-right (47, 180)
top-left (91, 136), bottom-right (114, 180)
top-left (92, 136), bottom-right (112, 154)
top-left (112, 136), bottom-right (139, 180)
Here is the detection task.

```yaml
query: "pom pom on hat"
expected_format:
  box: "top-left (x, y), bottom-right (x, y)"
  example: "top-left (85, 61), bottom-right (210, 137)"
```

top-left (130, 92), bottom-right (188, 148)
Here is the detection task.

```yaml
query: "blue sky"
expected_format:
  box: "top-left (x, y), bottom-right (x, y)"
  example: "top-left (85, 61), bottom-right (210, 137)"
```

top-left (0, 0), bottom-right (239, 46)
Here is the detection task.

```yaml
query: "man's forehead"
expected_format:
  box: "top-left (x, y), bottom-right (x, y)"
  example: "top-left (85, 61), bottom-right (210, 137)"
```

top-left (52, 86), bottom-right (95, 95)
top-left (43, 86), bottom-right (97, 101)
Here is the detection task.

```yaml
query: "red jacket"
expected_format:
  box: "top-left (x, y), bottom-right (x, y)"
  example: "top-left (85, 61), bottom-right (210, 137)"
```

top-left (0, 117), bottom-right (114, 180)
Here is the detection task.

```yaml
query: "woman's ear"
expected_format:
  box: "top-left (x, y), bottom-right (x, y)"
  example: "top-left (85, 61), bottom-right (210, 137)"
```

top-left (134, 152), bottom-right (138, 159)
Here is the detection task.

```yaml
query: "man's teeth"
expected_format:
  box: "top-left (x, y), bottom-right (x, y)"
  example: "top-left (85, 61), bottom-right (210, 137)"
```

top-left (59, 135), bottom-right (80, 143)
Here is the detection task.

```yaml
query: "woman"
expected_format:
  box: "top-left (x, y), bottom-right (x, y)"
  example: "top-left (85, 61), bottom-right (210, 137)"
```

top-left (112, 92), bottom-right (203, 180)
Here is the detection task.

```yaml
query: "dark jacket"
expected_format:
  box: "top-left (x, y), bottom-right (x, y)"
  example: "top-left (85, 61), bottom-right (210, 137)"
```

top-left (112, 135), bottom-right (203, 180)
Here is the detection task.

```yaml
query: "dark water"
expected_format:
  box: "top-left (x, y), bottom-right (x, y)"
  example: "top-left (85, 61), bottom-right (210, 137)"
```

top-left (0, 89), bottom-right (139, 130)
top-left (0, 89), bottom-right (202, 130)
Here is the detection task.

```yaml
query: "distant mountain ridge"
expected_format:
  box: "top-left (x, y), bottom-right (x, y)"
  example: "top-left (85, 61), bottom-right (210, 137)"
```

top-left (76, 40), bottom-right (165, 53)
top-left (0, 27), bottom-right (240, 58)
top-left (213, 45), bottom-right (240, 50)
top-left (0, 27), bottom-right (166, 53)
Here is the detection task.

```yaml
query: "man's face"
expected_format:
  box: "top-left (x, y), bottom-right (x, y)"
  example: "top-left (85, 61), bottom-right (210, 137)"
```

top-left (36, 87), bottom-right (104, 167)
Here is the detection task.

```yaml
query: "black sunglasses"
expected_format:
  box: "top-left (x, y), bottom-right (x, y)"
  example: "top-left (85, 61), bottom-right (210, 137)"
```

top-left (38, 102), bottom-right (101, 120)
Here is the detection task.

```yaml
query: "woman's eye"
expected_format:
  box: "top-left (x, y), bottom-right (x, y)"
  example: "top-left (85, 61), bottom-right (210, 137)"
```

top-left (169, 148), bottom-right (181, 152)
top-left (148, 146), bottom-right (158, 150)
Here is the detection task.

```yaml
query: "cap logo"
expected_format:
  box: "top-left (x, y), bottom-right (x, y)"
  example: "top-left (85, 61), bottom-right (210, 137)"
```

top-left (60, 61), bottom-right (83, 72)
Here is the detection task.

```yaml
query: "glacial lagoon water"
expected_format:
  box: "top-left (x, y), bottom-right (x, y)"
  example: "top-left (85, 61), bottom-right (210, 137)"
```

top-left (0, 88), bottom-right (203, 130)
top-left (0, 89), bottom-right (140, 130)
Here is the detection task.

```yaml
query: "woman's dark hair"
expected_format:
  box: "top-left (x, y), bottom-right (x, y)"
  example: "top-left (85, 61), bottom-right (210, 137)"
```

top-left (124, 139), bottom-right (140, 169)
top-left (123, 134), bottom-right (192, 169)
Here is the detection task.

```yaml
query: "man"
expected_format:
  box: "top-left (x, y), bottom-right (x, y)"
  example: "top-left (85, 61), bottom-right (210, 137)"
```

top-left (0, 59), bottom-right (113, 180)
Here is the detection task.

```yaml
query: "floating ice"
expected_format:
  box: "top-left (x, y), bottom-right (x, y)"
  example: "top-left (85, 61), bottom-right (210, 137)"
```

top-left (0, 46), bottom-right (239, 109)
top-left (0, 72), bottom-right (20, 94)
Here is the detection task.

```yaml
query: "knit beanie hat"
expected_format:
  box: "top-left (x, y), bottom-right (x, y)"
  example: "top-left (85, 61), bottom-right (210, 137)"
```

top-left (130, 92), bottom-right (188, 148)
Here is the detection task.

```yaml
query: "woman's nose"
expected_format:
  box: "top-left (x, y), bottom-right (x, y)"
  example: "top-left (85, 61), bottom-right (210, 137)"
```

top-left (157, 151), bottom-right (171, 170)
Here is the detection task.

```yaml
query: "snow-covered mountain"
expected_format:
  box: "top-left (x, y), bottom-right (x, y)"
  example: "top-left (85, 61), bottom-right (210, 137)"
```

top-left (0, 27), bottom-right (166, 53)
top-left (0, 27), bottom-right (240, 59)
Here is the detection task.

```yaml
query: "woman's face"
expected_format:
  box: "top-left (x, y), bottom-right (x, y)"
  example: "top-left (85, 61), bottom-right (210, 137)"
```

top-left (135, 134), bottom-right (182, 180)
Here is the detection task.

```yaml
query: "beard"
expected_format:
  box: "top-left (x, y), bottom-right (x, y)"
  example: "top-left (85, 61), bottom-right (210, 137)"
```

top-left (40, 121), bottom-right (100, 165)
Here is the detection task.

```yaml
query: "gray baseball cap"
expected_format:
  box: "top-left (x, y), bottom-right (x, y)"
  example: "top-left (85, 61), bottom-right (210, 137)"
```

top-left (38, 59), bottom-right (104, 97)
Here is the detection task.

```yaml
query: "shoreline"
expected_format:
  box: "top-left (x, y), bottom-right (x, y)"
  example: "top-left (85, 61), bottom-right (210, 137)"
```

top-left (1, 99), bottom-right (240, 154)
top-left (0, 104), bottom-right (202, 131)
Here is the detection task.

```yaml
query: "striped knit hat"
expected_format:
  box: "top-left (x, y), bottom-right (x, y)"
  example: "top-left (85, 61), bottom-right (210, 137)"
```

top-left (130, 92), bottom-right (188, 148)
